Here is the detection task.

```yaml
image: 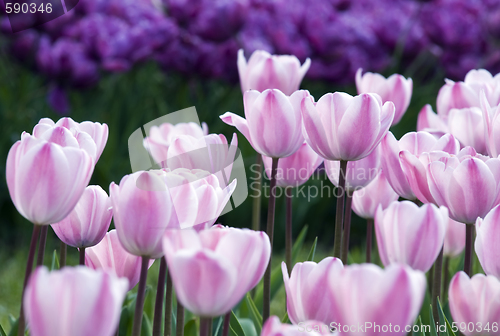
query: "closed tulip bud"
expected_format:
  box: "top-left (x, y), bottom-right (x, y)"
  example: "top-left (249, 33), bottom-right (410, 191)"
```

top-left (352, 170), bottom-right (399, 219)
top-left (85, 230), bottom-right (154, 290)
top-left (220, 89), bottom-right (307, 158)
top-left (449, 272), bottom-right (500, 336)
top-left (475, 205), bottom-right (500, 278)
top-left (110, 170), bottom-right (178, 258)
top-left (262, 142), bottom-right (323, 188)
top-left (426, 147), bottom-right (500, 224)
top-left (282, 257), bottom-right (343, 324)
top-left (325, 145), bottom-right (380, 192)
top-left (480, 90), bottom-right (500, 158)
top-left (24, 266), bottom-right (128, 336)
top-left (237, 49), bottom-right (311, 95)
top-left (375, 201), bottom-right (448, 272)
top-left (262, 316), bottom-right (330, 336)
top-left (51, 185), bottom-right (112, 248)
top-left (381, 131), bottom-right (460, 200)
top-left (6, 135), bottom-right (93, 225)
top-left (444, 217), bottom-right (466, 258)
top-left (355, 69), bottom-right (413, 125)
top-left (162, 226), bottom-right (270, 317)
top-left (301, 92), bottom-right (395, 161)
top-left (143, 122), bottom-right (209, 166)
top-left (328, 263), bottom-right (426, 336)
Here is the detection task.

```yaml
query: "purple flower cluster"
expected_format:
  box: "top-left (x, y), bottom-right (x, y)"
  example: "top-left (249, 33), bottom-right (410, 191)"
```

top-left (2, 0), bottom-right (500, 103)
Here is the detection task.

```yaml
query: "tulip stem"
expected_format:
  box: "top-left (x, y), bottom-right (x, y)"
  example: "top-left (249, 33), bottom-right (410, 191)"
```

top-left (153, 258), bottom-right (167, 336)
top-left (59, 241), bottom-right (67, 268)
top-left (432, 246), bottom-right (444, 324)
top-left (221, 313), bottom-right (231, 336)
top-left (36, 225), bottom-right (48, 266)
top-left (366, 218), bottom-right (373, 263)
top-left (200, 318), bottom-right (210, 336)
top-left (285, 187), bottom-right (293, 274)
top-left (79, 247), bottom-right (86, 265)
top-left (442, 256), bottom-right (450, 304)
top-left (341, 193), bottom-right (353, 264)
top-left (333, 160), bottom-right (348, 259)
top-left (132, 256), bottom-right (150, 336)
top-left (252, 155), bottom-right (263, 232)
top-left (165, 271), bottom-right (173, 336)
top-left (17, 224), bottom-right (41, 336)
top-left (464, 224), bottom-right (474, 276)
top-left (263, 157), bottom-right (279, 323)
top-left (176, 301), bottom-right (184, 336)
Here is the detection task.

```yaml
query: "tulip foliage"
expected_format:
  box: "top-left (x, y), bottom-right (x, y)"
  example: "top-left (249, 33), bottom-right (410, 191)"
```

top-left (6, 49), bottom-right (500, 336)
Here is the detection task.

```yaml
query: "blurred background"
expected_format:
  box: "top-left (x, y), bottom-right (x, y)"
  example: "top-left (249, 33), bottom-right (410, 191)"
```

top-left (0, 0), bottom-right (499, 324)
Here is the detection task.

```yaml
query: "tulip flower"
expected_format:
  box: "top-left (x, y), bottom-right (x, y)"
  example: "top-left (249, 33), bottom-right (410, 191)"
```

top-left (475, 205), bottom-right (500, 278)
top-left (447, 107), bottom-right (487, 154)
top-left (220, 89), bottom-right (307, 158)
top-left (262, 142), bottom-right (323, 189)
top-left (24, 266), bottom-right (128, 336)
top-left (143, 122), bottom-right (209, 166)
top-left (163, 168), bottom-right (237, 231)
top-left (162, 226), bottom-right (270, 317)
top-left (375, 201), bottom-right (448, 272)
top-left (352, 170), bottom-right (399, 220)
top-left (325, 145), bottom-right (380, 192)
top-left (480, 90), bottom-right (500, 158)
top-left (237, 49), bottom-right (311, 95)
top-left (328, 263), bottom-right (426, 336)
top-left (262, 316), bottom-right (330, 336)
top-left (416, 104), bottom-right (449, 137)
top-left (85, 230), bottom-right (154, 290)
top-left (444, 217), bottom-right (466, 258)
top-left (110, 170), bottom-right (179, 259)
top-left (449, 272), bottom-right (500, 336)
top-left (166, 133), bottom-right (238, 185)
top-left (51, 185), bottom-right (112, 249)
top-left (355, 69), bottom-right (413, 125)
top-left (32, 117), bottom-right (108, 162)
top-left (7, 134), bottom-right (93, 226)
top-left (282, 257), bottom-right (343, 324)
top-left (381, 131), bottom-right (459, 200)
top-left (301, 92), bottom-right (394, 161)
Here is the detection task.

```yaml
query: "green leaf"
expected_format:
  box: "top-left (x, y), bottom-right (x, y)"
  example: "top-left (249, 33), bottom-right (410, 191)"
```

top-left (413, 316), bottom-right (424, 336)
top-left (229, 311), bottom-right (246, 336)
top-left (281, 312), bottom-right (290, 324)
top-left (214, 317), bottom-right (224, 336)
top-left (140, 313), bottom-right (152, 336)
top-left (183, 319), bottom-right (197, 336)
top-left (306, 237), bottom-right (318, 262)
top-left (50, 249), bottom-right (59, 270)
top-left (118, 306), bottom-right (130, 336)
top-left (291, 225), bottom-right (308, 262)
top-left (438, 299), bottom-right (456, 336)
top-left (0, 323), bottom-right (6, 336)
top-left (428, 305), bottom-right (438, 336)
top-left (243, 293), bottom-right (262, 332)
top-left (6, 319), bottom-right (18, 336)
top-left (239, 319), bottom-right (258, 336)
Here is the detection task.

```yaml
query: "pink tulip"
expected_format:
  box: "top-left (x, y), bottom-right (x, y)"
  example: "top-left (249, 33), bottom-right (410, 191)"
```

top-left (162, 226), bottom-right (270, 317)
top-left (381, 131), bottom-right (459, 200)
top-left (24, 266), bottom-right (128, 336)
top-left (375, 201), bottom-right (448, 272)
top-left (449, 272), bottom-right (500, 336)
top-left (328, 263), bottom-right (426, 336)
top-left (262, 142), bottom-right (323, 188)
top-left (352, 170), bottom-right (399, 219)
top-left (437, 69), bottom-right (500, 118)
top-left (355, 69), bottom-right (413, 125)
top-left (110, 170), bottom-right (178, 258)
top-left (220, 89), bottom-right (307, 158)
top-left (6, 135), bottom-right (93, 225)
top-left (85, 230), bottom-right (154, 290)
top-left (51, 185), bottom-right (112, 248)
top-left (480, 91), bottom-right (500, 158)
top-left (425, 147), bottom-right (500, 224)
top-left (444, 217), bottom-right (466, 258)
top-left (447, 107), bottom-right (487, 154)
top-left (475, 204), bottom-right (500, 278)
top-left (237, 49), bottom-right (311, 95)
top-left (416, 104), bottom-right (449, 137)
top-left (262, 316), bottom-right (331, 336)
top-left (166, 133), bottom-right (238, 185)
top-left (143, 122), bottom-right (209, 166)
top-left (32, 117), bottom-right (108, 162)
top-left (325, 145), bottom-right (380, 192)
top-left (281, 257), bottom-right (343, 324)
top-left (301, 92), bottom-right (395, 161)
top-left (163, 168), bottom-right (237, 230)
